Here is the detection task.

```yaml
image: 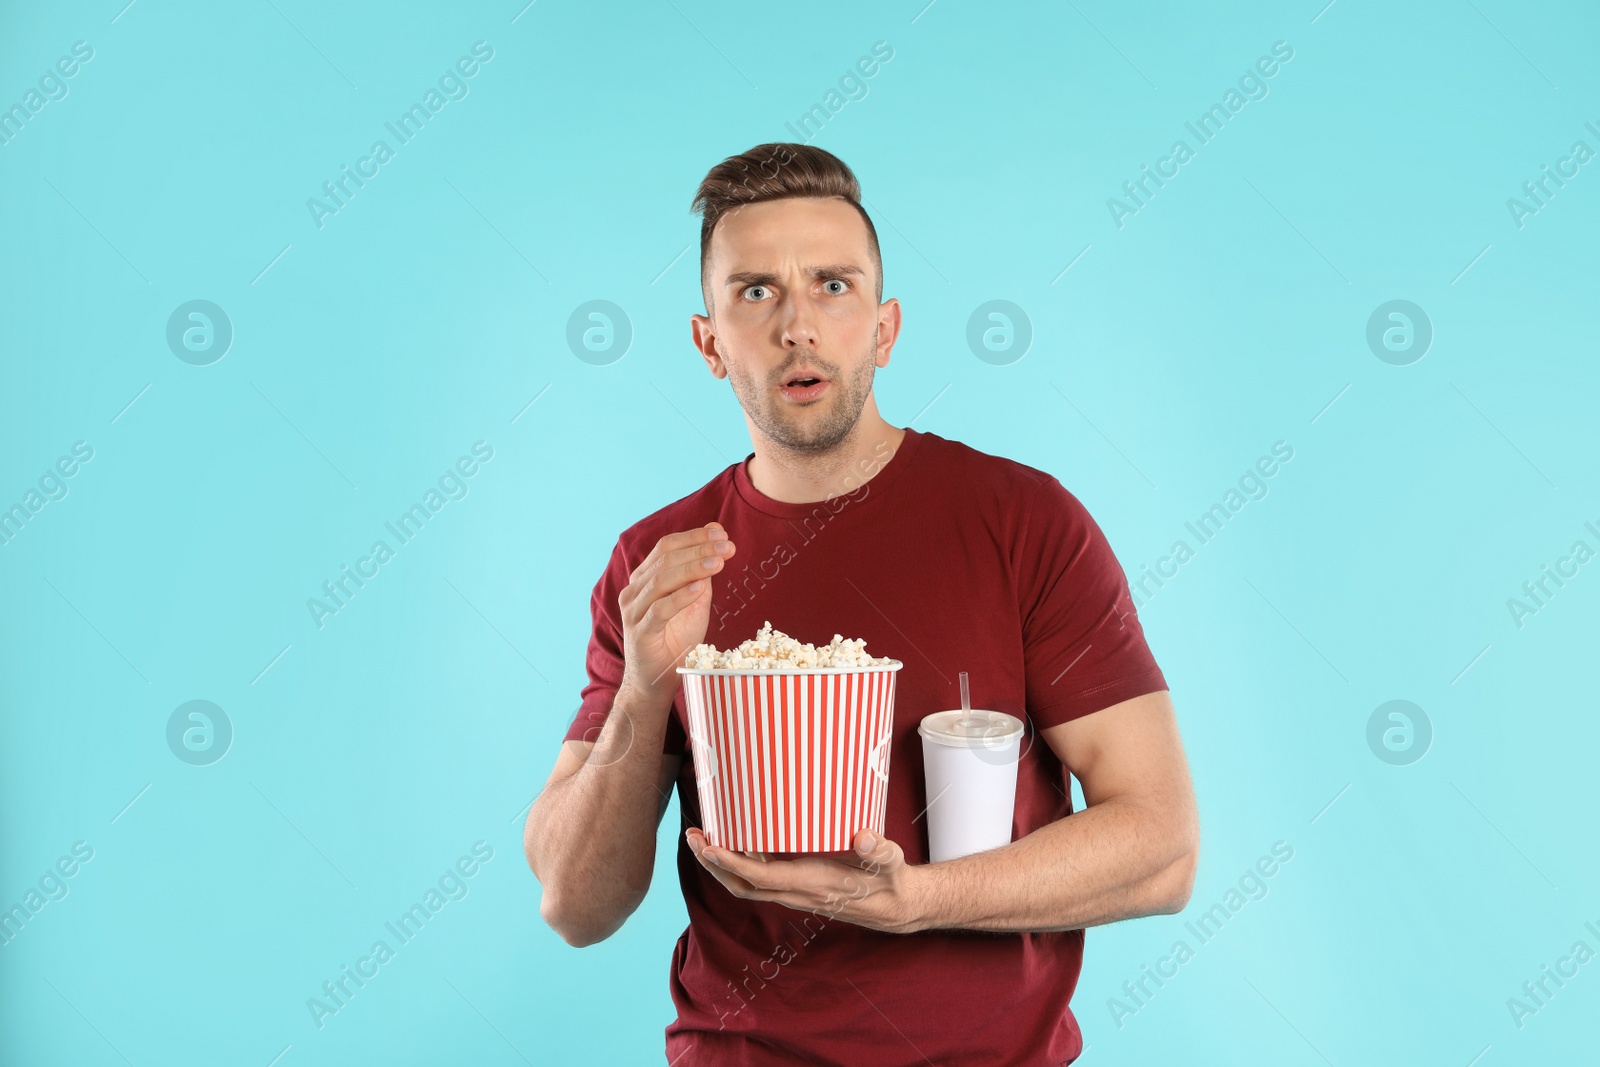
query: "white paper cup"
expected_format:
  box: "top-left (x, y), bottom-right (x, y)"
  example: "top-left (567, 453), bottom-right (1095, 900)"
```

top-left (918, 710), bottom-right (1024, 863)
top-left (678, 662), bottom-right (903, 854)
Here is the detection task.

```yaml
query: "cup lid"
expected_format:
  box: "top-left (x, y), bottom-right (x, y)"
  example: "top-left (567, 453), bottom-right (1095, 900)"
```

top-left (918, 709), bottom-right (1024, 749)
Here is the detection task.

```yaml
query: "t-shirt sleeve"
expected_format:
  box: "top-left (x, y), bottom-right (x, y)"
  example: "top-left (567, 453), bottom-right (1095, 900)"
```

top-left (1018, 476), bottom-right (1168, 729)
top-left (561, 536), bottom-right (687, 755)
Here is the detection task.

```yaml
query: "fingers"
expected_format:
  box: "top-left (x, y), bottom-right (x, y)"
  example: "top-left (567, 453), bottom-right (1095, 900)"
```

top-left (621, 530), bottom-right (736, 627)
top-left (638, 576), bottom-right (710, 632)
top-left (689, 834), bottom-right (805, 893)
top-left (686, 828), bottom-right (882, 914)
top-left (686, 828), bottom-right (764, 899)
top-left (617, 524), bottom-right (736, 617)
top-left (627, 523), bottom-right (726, 585)
top-left (688, 828), bottom-right (858, 883)
top-left (701, 854), bottom-right (764, 900)
top-left (649, 534), bottom-right (736, 592)
top-left (851, 830), bottom-right (901, 872)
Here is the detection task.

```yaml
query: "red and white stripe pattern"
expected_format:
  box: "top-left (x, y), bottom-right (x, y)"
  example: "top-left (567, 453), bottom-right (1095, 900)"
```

top-left (681, 665), bottom-right (902, 853)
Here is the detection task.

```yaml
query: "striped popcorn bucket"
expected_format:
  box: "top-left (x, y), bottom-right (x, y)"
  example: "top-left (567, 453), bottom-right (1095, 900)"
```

top-left (677, 662), bottom-right (904, 854)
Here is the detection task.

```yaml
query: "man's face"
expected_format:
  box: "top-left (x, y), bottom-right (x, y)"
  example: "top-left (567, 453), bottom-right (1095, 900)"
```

top-left (692, 197), bottom-right (899, 454)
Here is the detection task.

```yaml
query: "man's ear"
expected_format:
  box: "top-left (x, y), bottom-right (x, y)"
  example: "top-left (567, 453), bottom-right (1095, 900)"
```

top-left (691, 313), bottom-right (728, 379)
top-left (874, 297), bottom-right (902, 369)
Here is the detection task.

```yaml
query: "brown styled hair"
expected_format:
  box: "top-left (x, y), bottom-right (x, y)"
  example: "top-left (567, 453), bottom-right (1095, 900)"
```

top-left (690, 142), bottom-right (883, 314)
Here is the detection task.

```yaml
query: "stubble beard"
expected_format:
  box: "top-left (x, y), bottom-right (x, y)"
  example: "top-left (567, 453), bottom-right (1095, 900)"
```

top-left (726, 328), bottom-right (879, 456)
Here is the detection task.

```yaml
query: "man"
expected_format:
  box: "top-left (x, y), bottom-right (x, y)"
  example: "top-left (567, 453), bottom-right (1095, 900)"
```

top-left (525, 142), bottom-right (1199, 1065)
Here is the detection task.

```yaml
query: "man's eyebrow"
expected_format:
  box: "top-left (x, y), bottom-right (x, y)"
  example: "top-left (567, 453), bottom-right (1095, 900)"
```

top-left (723, 264), bottom-right (865, 287)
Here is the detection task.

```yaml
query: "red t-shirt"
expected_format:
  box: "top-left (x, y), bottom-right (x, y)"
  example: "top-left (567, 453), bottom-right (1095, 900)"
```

top-left (563, 428), bottom-right (1168, 1066)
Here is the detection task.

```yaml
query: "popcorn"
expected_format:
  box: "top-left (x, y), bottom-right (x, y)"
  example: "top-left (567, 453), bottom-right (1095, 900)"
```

top-left (684, 621), bottom-right (895, 670)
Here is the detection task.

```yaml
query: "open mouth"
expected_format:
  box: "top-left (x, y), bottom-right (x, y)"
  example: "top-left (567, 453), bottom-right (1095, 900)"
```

top-left (778, 377), bottom-right (829, 402)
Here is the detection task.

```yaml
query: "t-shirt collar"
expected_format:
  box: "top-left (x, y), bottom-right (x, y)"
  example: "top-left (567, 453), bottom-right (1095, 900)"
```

top-left (731, 428), bottom-right (925, 519)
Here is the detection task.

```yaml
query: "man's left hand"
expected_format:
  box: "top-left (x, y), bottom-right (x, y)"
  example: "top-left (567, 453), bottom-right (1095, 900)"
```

top-left (686, 826), bottom-right (928, 935)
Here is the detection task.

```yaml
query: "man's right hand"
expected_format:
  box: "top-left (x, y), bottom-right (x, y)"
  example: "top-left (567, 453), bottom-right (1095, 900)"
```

top-left (617, 522), bottom-right (736, 708)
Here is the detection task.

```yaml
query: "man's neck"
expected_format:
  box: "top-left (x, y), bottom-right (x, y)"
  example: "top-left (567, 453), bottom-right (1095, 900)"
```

top-left (745, 414), bottom-right (906, 505)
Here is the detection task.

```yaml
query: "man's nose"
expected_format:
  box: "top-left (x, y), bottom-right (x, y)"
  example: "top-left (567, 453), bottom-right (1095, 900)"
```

top-left (778, 293), bottom-right (820, 347)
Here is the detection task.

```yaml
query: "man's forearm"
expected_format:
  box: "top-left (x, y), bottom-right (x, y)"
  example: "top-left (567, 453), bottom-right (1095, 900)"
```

top-left (908, 796), bottom-right (1197, 935)
top-left (528, 686), bottom-right (670, 944)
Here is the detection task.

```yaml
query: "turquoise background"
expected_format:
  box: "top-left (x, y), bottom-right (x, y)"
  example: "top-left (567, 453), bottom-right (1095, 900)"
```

top-left (2, 0), bottom-right (1596, 1063)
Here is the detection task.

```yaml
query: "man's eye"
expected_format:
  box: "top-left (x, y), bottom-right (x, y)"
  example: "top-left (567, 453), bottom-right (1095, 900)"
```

top-left (743, 285), bottom-right (771, 301)
top-left (824, 279), bottom-right (850, 295)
